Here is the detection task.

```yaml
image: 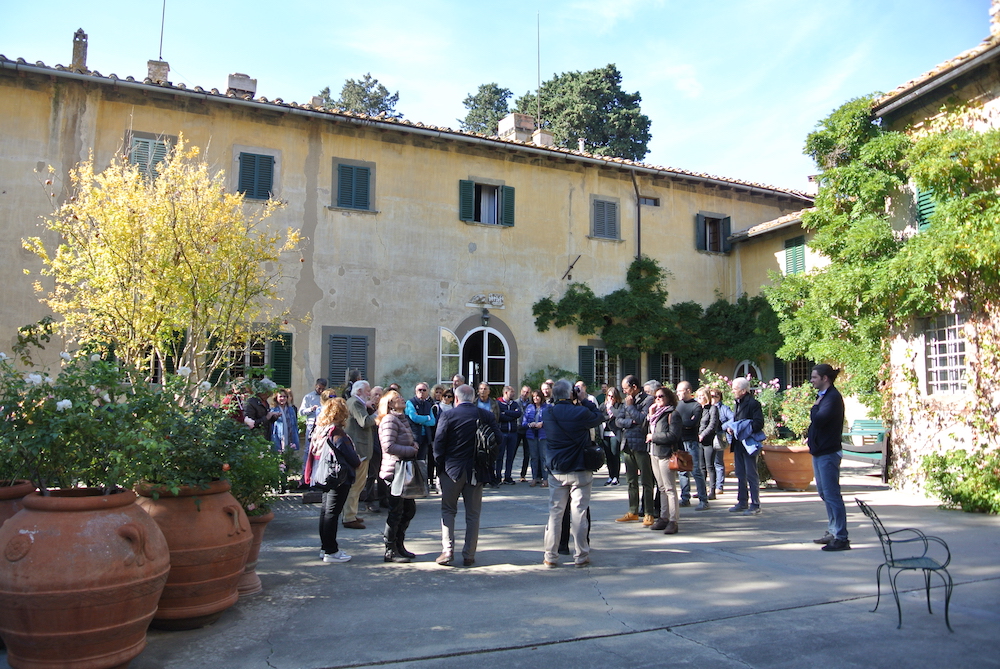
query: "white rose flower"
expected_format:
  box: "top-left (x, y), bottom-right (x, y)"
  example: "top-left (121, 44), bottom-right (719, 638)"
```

top-left (91, 354), bottom-right (101, 362)
top-left (199, 381), bottom-right (212, 391)
top-left (176, 366), bottom-right (192, 378)
top-left (0, 352), bottom-right (7, 361)
top-left (44, 376), bottom-right (55, 386)
top-left (55, 399), bottom-right (72, 411)
top-left (25, 373), bottom-right (43, 386)
top-left (102, 393), bottom-right (112, 403)
top-left (60, 351), bottom-right (72, 361)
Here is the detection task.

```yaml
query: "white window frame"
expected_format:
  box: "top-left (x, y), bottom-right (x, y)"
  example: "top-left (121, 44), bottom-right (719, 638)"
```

top-left (924, 313), bottom-right (967, 394)
top-left (659, 352), bottom-right (685, 388)
top-left (438, 327), bottom-right (460, 384)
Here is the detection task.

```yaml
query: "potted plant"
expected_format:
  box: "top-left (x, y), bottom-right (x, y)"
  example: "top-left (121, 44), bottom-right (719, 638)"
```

top-left (135, 371), bottom-right (258, 629)
top-left (226, 426), bottom-right (283, 596)
top-left (761, 381), bottom-right (818, 491)
top-left (0, 341), bottom-right (170, 669)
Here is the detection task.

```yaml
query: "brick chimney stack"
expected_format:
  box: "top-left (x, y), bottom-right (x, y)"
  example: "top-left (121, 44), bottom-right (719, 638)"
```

top-left (992, 0), bottom-right (1000, 36)
top-left (147, 60), bottom-right (170, 84)
top-left (71, 29), bottom-right (88, 72)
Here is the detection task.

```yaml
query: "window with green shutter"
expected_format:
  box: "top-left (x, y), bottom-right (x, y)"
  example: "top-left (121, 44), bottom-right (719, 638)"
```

top-left (130, 137), bottom-right (168, 179)
top-left (916, 188), bottom-right (936, 231)
top-left (592, 199), bottom-right (619, 239)
top-left (329, 334), bottom-right (369, 388)
top-left (784, 236), bottom-right (806, 275)
top-left (270, 333), bottom-right (293, 387)
top-left (459, 180), bottom-right (514, 226)
top-left (337, 164), bottom-right (371, 210)
top-left (238, 153), bottom-right (274, 200)
top-left (696, 213), bottom-right (732, 253)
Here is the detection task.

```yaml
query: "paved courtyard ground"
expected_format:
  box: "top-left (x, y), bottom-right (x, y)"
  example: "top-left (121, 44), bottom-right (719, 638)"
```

top-left (3, 463), bottom-right (998, 668)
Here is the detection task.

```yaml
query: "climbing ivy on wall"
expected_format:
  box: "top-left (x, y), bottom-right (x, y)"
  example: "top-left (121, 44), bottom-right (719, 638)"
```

top-left (532, 257), bottom-right (781, 369)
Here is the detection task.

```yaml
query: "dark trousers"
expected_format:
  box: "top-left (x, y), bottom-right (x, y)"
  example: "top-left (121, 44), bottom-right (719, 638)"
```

top-left (495, 431), bottom-right (518, 481)
top-left (384, 493), bottom-right (416, 544)
top-left (319, 481), bottom-right (351, 554)
top-left (602, 434), bottom-right (621, 480)
top-left (559, 504), bottom-right (591, 551)
top-left (623, 447), bottom-right (654, 516)
top-left (364, 447), bottom-right (389, 507)
top-left (517, 431), bottom-right (530, 478)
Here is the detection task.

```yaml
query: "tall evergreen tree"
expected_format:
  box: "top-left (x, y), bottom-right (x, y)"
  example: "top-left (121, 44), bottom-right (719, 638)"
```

top-left (459, 83), bottom-right (512, 134)
top-left (515, 64), bottom-right (651, 161)
top-left (318, 73), bottom-right (400, 117)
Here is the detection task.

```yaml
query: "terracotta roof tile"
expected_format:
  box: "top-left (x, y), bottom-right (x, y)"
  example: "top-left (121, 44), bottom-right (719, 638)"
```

top-left (0, 54), bottom-right (813, 200)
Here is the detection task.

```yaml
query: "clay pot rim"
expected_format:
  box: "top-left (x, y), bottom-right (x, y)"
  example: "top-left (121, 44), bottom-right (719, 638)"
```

top-left (0, 479), bottom-right (36, 500)
top-left (761, 440), bottom-right (811, 453)
top-left (22, 488), bottom-right (137, 511)
top-left (135, 479), bottom-right (231, 498)
top-left (246, 511), bottom-right (275, 524)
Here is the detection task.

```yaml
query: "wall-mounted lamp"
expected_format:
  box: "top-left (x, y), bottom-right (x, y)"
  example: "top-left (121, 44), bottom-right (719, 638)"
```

top-left (481, 308), bottom-right (490, 327)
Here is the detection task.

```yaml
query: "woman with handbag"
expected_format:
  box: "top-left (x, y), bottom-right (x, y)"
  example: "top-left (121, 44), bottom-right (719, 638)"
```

top-left (312, 397), bottom-right (362, 563)
top-left (646, 387), bottom-right (684, 535)
top-left (377, 390), bottom-right (419, 563)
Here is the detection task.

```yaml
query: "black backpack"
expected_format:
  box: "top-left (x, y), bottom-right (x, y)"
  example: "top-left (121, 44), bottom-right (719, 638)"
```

top-left (474, 413), bottom-right (499, 484)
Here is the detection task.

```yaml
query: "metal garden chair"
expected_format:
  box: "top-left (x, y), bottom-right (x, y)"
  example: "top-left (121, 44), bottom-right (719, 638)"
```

top-left (855, 498), bottom-right (954, 632)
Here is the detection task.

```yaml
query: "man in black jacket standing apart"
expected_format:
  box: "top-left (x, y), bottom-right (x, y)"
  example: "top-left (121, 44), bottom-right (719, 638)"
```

top-left (543, 380), bottom-right (604, 568)
top-left (432, 384), bottom-right (500, 567)
top-left (807, 364), bottom-right (849, 551)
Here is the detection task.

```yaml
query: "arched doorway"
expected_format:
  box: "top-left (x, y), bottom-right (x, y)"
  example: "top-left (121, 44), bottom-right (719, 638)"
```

top-left (460, 327), bottom-right (509, 388)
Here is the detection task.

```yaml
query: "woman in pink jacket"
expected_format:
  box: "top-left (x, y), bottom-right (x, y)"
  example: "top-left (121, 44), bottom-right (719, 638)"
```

top-left (377, 390), bottom-right (419, 563)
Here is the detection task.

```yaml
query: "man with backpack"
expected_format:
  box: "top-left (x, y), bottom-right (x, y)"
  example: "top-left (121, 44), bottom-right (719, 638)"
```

top-left (432, 384), bottom-right (500, 567)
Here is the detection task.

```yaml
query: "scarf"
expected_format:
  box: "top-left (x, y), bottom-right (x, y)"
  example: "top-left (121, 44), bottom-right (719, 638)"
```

top-left (648, 403), bottom-right (672, 429)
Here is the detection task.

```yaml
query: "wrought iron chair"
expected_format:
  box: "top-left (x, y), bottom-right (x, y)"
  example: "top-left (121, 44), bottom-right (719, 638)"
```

top-left (855, 498), bottom-right (954, 632)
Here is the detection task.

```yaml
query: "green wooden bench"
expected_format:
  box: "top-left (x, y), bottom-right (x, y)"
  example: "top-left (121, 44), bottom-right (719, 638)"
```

top-left (842, 419), bottom-right (889, 482)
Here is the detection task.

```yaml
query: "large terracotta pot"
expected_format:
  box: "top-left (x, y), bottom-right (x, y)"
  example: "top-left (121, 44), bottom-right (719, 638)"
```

top-left (761, 441), bottom-right (814, 491)
top-left (723, 448), bottom-right (735, 477)
top-left (237, 511), bottom-right (274, 597)
top-left (0, 480), bottom-right (36, 529)
top-left (0, 489), bottom-right (169, 669)
top-left (136, 480), bottom-right (252, 630)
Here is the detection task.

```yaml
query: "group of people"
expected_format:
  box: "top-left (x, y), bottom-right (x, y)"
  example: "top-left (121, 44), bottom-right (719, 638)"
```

top-left (298, 361), bottom-right (851, 567)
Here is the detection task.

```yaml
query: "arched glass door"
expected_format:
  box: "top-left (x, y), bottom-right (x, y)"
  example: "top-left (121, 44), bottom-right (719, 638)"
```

top-left (460, 327), bottom-right (509, 389)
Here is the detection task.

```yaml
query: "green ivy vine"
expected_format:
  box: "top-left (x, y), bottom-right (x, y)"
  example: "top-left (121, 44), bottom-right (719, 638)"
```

top-left (532, 256), bottom-right (781, 368)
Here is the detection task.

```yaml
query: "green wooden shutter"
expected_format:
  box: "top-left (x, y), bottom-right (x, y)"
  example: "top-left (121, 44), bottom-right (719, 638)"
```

top-left (131, 137), bottom-right (168, 179)
top-left (501, 185), bottom-right (515, 226)
top-left (337, 164), bottom-right (370, 210)
top-left (593, 200), bottom-right (607, 237)
top-left (607, 201), bottom-right (618, 238)
top-left (329, 335), bottom-right (369, 387)
top-left (784, 236), bottom-right (806, 275)
top-left (270, 333), bottom-right (293, 387)
top-left (684, 365), bottom-right (700, 389)
top-left (774, 357), bottom-right (787, 390)
top-left (578, 346), bottom-right (595, 387)
top-left (459, 180), bottom-right (475, 221)
top-left (721, 216), bottom-right (732, 253)
top-left (695, 214), bottom-right (707, 251)
top-left (238, 153), bottom-right (257, 196)
top-left (354, 166), bottom-right (370, 210)
top-left (916, 188), bottom-right (936, 231)
top-left (622, 354), bottom-right (638, 380)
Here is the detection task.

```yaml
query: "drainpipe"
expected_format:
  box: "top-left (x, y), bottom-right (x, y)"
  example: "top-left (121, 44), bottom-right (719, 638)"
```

top-left (630, 170), bottom-right (642, 259)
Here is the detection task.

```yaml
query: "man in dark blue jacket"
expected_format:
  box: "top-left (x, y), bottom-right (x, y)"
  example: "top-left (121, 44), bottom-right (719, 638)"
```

top-left (807, 364), bottom-right (849, 551)
top-left (542, 380), bottom-right (604, 568)
top-left (432, 384), bottom-right (500, 567)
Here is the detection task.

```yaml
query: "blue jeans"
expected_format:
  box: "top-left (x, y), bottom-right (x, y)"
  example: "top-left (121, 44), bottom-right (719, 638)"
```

top-left (679, 440), bottom-right (708, 504)
top-left (733, 444), bottom-right (760, 509)
top-left (528, 437), bottom-right (548, 482)
top-left (813, 451), bottom-right (848, 541)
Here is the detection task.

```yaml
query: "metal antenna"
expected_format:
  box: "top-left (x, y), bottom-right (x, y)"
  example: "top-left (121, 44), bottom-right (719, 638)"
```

top-left (536, 12), bottom-right (541, 125)
top-left (158, 0), bottom-right (167, 60)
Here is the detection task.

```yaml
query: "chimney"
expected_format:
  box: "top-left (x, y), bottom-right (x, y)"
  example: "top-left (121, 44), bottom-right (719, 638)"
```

top-left (71, 29), bottom-right (88, 72)
top-left (532, 127), bottom-right (554, 147)
top-left (992, 0), bottom-right (1000, 36)
top-left (578, 138), bottom-right (586, 152)
top-left (147, 59), bottom-right (170, 84)
top-left (497, 113), bottom-right (535, 142)
top-left (227, 73), bottom-right (257, 98)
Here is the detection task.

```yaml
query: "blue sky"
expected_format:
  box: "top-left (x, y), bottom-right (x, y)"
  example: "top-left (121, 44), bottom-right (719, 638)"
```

top-left (1, 0), bottom-right (992, 191)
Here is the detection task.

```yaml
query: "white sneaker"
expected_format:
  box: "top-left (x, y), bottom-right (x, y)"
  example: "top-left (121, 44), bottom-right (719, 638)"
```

top-left (319, 550), bottom-right (325, 559)
top-left (323, 550), bottom-right (351, 563)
